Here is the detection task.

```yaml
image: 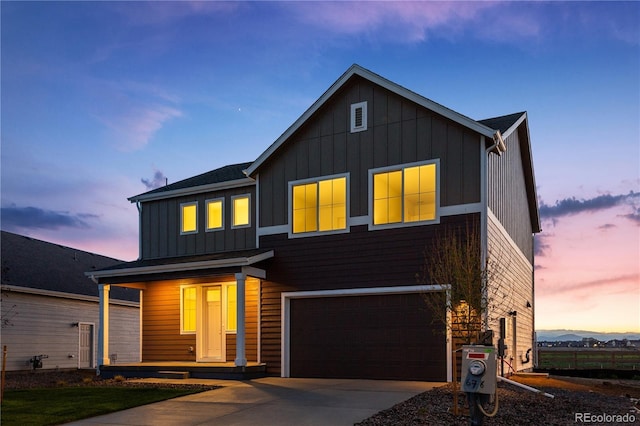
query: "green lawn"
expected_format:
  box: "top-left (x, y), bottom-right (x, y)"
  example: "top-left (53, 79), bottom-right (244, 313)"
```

top-left (1, 386), bottom-right (208, 426)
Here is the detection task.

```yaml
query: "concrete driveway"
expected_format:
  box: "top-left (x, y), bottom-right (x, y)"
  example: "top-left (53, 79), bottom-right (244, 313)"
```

top-left (65, 377), bottom-right (441, 425)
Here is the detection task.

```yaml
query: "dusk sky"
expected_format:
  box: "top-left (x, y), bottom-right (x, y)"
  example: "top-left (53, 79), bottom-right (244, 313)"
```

top-left (1, 2), bottom-right (638, 333)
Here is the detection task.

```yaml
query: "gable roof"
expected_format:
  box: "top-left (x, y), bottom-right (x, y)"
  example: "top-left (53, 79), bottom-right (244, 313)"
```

top-left (129, 162), bottom-right (254, 203)
top-left (1, 231), bottom-right (139, 302)
top-left (246, 64), bottom-right (505, 177)
top-left (479, 111), bottom-right (526, 136)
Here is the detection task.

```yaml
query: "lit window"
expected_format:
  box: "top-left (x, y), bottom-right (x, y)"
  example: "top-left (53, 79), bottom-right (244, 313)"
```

top-left (206, 199), bottom-right (224, 231)
top-left (372, 162), bottom-right (437, 226)
top-left (181, 202), bottom-right (197, 234)
top-left (292, 176), bottom-right (347, 234)
top-left (232, 195), bottom-right (250, 227)
top-left (226, 285), bottom-right (237, 332)
top-left (181, 287), bottom-right (196, 333)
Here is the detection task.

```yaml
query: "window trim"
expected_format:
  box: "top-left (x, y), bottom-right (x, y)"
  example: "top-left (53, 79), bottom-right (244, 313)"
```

top-left (288, 173), bottom-right (350, 239)
top-left (231, 194), bottom-right (251, 229)
top-left (205, 198), bottom-right (225, 232)
top-left (368, 159), bottom-right (440, 231)
top-left (350, 101), bottom-right (367, 133)
top-left (180, 201), bottom-right (198, 235)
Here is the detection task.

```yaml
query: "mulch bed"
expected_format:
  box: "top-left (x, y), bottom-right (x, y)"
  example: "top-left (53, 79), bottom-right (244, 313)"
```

top-left (356, 376), bottom-right (640, 425)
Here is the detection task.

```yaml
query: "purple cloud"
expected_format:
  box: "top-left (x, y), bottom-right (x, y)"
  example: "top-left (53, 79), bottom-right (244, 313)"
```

top-left (0, 205), bottom-right (98, 231)
top-left (539, 191), bottom-right (640, 225)
top-left (141, 169), bottom-right (168, 190)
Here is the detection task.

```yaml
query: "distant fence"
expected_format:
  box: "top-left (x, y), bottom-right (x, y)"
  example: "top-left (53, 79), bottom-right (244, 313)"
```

top-left (537, 348), bottom-right (640, 370)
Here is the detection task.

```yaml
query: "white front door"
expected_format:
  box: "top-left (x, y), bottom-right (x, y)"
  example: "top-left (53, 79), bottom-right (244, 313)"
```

top-left (79, 323), bottom-right (94, 368)
top-left (202, 286), bottom-right (224, 361)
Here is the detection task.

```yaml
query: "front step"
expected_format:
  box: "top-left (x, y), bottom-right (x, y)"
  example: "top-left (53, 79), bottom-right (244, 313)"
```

top-left (157, 370), bottom-right (190, 379)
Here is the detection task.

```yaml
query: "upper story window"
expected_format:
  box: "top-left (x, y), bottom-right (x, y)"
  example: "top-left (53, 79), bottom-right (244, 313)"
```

top-left (291, 175), bottom-right (348, 236)
top-left (232, 194), bottom-right (251, 228)
top-left (350, 101), bottom-right (367, 133)
top-left (206, 198), bottom-right (224, 231)
top-left (180, 202), bottom-right (198, 234)
top-left (370, 160), bottom-right (438, 228)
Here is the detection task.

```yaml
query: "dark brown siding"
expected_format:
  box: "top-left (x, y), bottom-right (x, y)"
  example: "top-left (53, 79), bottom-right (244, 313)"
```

top-left (487, 127), bottom-right (534, 262)
top-left (290, 293), bottom-right (446, 381)
top-left (259, 214), bottom-right (478, 375)
top-left (258, 76), bottom-right (481, 228)
top-left (140, 186), bottom-right (256, 259)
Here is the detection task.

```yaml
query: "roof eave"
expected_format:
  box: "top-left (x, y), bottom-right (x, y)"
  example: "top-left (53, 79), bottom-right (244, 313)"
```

top-left (246, 64), bottom-right (495, 177)
top-left (85, 250), bottom-right (274, 280)
top-left (128, 177), bottom-right (255, 203)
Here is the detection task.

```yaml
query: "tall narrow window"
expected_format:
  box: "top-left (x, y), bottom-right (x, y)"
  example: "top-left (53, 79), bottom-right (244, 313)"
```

top-left (292, 176), bottom-right (347, 234)
top-left (226, 284), bottom-right (237, 332)
top-left (206, 199), bottom-right (224, 231)
top-left (232, 195), bottom-right (250, 227)
top-left (371, 162), bottom-right (437, 227)
top-left (350, 101), bottom-right (367, 133)
top-left (181, 202), bottom-right (198, 234)
top-left (181, 287), bottom-right (196, 333)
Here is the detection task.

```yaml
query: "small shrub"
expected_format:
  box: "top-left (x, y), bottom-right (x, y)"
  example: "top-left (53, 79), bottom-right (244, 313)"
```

top-left (82, 377), bottom-right (93, 384)
top-left (56, 380), bottom-right (67, 387)
top-left (114, 375), bottom-right (126, 382)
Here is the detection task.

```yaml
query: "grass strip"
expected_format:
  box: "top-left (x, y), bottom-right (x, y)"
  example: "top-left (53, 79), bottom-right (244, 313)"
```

top-left (1, 386), bottom-right (207, 426)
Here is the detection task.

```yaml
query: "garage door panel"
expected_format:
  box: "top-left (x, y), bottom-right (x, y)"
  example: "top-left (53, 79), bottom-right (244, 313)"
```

top-left (290, 292), bottom-right (446, 381)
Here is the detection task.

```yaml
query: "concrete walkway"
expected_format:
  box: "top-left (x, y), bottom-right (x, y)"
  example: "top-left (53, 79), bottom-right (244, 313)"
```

top-left (65, 377), bottom-right (441, 425)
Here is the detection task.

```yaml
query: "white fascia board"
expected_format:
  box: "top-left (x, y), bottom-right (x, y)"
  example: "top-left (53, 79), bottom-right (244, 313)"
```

top-left (86, 250), bottom-right (275, 279)
top-left (128, 178), bottom-right (255, 203)
top-left (1, 284), bottom-right (139, 307)
top-left (246, 64), bottom-right (494, 176)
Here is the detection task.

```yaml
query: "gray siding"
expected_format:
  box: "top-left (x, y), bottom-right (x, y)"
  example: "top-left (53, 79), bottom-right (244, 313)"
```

top-left (487, 128), bottom-right (534, 261)
top-left (258, 76), bottom-right (481, 227)
top-left (140, 186), bottom-right (256, 259)
top-left (487, 214), bottom-right (535, 372)
top-left (1, 291), bottom-right (139, 371)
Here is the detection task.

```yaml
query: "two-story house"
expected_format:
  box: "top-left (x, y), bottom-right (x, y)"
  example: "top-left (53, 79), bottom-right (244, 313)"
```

top-left (89, 64), bottom-right (540, 381)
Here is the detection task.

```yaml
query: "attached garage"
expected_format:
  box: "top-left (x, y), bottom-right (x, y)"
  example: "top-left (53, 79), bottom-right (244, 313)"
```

top-left (284, 287), bottom-right (448, 381)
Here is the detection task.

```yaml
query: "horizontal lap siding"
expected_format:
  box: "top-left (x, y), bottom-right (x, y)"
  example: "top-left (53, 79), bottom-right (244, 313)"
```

top-left (143, 278), bottom-right (259, 362)
top-left (487, 214), bottom-right (535, 372)
top-left (259, 214), bottom-right (479, 375)
top-left (1, 292), bottom-right (139, 371)
top-left (258, 76), bottom-right (481, 228)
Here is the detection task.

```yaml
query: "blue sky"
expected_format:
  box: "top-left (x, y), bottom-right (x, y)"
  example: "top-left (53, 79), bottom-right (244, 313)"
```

top-left (2, 1), bottom-right (638, 332)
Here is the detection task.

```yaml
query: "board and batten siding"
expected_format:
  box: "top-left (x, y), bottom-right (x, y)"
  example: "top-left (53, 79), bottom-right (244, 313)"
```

top-left (1, 291), bottom-right (139, 371)
top-left (140, 186), bottom-right (256, 260)
top-left (141, 278), bottom-right (259, 362)
top-left (487, 213), bottom-right (535, 372)
top-left (258, 75), bottom-right (481, 228)
top-left (487, 127), bottom-right (534, 262)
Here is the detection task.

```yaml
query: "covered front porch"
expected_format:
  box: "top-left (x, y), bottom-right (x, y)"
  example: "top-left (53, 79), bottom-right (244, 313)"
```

top-left (87, 249), bottom-right (274, 378)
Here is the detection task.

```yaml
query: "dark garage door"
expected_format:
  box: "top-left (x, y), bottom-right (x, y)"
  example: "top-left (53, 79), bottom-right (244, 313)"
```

top-left (290, 292), bottom-right (446, 381)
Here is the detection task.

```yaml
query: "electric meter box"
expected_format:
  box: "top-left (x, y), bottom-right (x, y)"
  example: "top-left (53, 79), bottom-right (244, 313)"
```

top-left (461, 345), bottom-right (497, 395)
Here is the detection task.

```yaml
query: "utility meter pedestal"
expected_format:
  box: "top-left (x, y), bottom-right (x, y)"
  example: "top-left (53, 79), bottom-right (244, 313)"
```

top-left (461, 345), bottom-right (497, 426)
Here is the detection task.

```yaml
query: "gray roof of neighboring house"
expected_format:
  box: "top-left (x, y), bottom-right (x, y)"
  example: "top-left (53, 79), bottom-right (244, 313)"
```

top-left (129, 162), bottom-right (253, 202)
top-left (1, 231), bottom-right (139, 302)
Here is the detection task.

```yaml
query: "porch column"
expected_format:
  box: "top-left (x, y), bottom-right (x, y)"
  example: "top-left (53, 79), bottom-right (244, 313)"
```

top-left (234, 272), bottom-right (247, 367)
top-left (97, 284), bottom-right (111, 373)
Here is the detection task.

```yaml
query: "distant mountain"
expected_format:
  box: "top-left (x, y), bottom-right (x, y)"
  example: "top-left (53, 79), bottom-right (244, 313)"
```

top-left (536, 329), bottom-right (640, 342)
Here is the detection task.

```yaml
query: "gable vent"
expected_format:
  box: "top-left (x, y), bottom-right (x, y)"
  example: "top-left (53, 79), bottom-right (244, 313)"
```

top-left (350, 101), bottom-right (367, 133)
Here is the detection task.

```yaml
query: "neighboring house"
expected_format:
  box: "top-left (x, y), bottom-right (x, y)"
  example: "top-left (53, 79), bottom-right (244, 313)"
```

top-left (1, 231), bottom-right (140, 371)
top-left (90, 64), bottom-right (540, 381)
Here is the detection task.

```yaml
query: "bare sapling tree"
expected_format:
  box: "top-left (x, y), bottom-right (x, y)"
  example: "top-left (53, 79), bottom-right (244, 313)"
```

top-left (416, 219), bottom-right (512, 345)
